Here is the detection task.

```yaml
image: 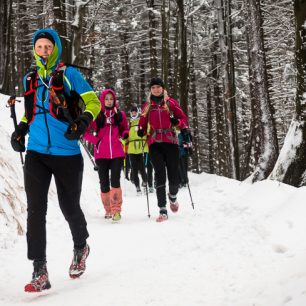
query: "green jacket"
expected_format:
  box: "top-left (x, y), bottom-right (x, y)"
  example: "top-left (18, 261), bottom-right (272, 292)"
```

top-left (127, 117), bottom-right (148, 154)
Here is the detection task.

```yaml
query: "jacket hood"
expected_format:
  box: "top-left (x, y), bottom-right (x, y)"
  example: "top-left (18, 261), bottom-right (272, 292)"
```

top-left (99, 89), bottom-right (118, 112)
top-left (33, 28), bottom-right (62, 78)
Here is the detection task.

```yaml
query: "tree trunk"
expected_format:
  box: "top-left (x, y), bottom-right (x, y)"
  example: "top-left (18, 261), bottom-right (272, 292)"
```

top-left (216, 0), bottom-right (239, 179)
top-left (139, 48), bottom-right (146, 103)
top-left (161, 0), bottom-right (170, 88)
top-left (270, 0), bottom-right (306, 187)
top-left (53, 0), bottom-right (70, 63)
top-left (206, 86), bottom-right (214, 174)
top-left (1, 0), bottom-right (13, 94)
top-left (245, 0), bottom-right (279, 183)
top-left (71, 0), bottom-right (91, 65)
top-left (120, 32), bottom-right (132, 110)
top-left (189, 51), bottom-right (200, 173)
top-left (176, 0), bottom-right (188, 115)
top-left (147, 0), bottom-right (157, 77)
top-left (211, 28), bottom-right (228, 176)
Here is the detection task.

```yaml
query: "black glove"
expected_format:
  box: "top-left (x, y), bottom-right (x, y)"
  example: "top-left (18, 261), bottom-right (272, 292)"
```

top-left (122, 133), bottom-right (129, 140)
top-left (16, 121), bottom-right (29, 137)
top-left (64, 112), bottom-right (93, 140)
top-left (137, 128), bottom-right (145, 138)
top-left (181, 128), bottom-right (188, 134)
top-left (181, 129), bottom-right (192, 155)
top-left (170, 116), bottom-right (179, 126)
top-left (10, 122), bottom-right (29, 152)
top-left (11, 132), bottom-right (25, 152)
top-left (114, 111), bottom-right (123, 125)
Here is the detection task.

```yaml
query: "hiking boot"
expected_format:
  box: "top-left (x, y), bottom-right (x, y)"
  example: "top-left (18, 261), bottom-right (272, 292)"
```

top-left (112, 212), bottom-right (121, 222)
top-left (24, 260), bottom-right (51, 292)
top-left (104, 213), bottom-right (112, 219)
top-left (136, 186), bottom-right (141, 195)
top-left (69, 244), bottom-right (90, 279)
top-left (156, 208), bottom-right (168, 222)
top-left (141, 182), bottom-right (147, 187)
top-left (168, 194), bottom-right (179, 213)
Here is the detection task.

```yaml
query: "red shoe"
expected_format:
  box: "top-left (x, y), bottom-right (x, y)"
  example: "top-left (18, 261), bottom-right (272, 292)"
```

top-left (156, 213), bottom-right (168, 222)
top-left (69, 244), bottom-right (90, 279)
top-left (170, 201), bottom-right (179, 213)
top-left (168, 193), bottom-right (179, 213)
top-left (24, 261), bottom-right (51, 292)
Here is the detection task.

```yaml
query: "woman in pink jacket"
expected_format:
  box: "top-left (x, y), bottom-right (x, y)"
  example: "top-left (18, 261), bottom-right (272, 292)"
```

top-left (83, 89), bottom-right (129, 221)
top-left (138, 78), bottom-right (188, 222)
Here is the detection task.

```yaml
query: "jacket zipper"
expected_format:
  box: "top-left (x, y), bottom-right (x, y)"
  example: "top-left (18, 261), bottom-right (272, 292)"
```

top-left (109, 110), bottom-right (113, 159)
top-left (158, 105), bottom-right (163, 142)
top-left (41, 85), bottom-right (51, 153)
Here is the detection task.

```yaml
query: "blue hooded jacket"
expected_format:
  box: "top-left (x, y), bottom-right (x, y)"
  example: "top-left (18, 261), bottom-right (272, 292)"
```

top-left (22, 28), bottom-right (100, 156)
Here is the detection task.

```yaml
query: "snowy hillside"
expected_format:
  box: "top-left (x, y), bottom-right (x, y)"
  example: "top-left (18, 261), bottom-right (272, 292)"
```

top-left (1, 93), bottom-right (306, 306)
top-left (0, 94), bottom-right (27, 248)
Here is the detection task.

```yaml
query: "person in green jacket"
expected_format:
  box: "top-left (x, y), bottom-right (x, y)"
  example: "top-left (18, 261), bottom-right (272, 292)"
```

top-left (127, 105), bottom-right (154, 194)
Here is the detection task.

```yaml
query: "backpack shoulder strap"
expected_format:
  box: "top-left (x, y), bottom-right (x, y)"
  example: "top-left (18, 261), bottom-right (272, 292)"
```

top-left (51, 63), bottom-right (70, 92)
top-left (25, 69), bottom-right (37, 91)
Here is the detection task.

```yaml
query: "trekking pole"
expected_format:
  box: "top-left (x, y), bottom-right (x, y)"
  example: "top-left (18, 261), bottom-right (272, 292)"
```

top-left (80, 139), bottom-right (98, 171)
top-left (6, 95), bottom-right (24, 166)
top-left (179, 155), bottom-right (195, 210)
top-left (122, 141), bottom-right (127, 196)
top-left (141, 138), bottom-right (150, 218)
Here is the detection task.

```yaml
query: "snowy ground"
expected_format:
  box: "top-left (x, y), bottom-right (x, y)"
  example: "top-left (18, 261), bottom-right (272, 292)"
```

top-left (1, 94), bottom-right (306, 306)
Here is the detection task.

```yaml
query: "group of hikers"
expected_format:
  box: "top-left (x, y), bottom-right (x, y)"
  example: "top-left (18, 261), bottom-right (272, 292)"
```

top-left (9, 28), bottom-right (192, 292)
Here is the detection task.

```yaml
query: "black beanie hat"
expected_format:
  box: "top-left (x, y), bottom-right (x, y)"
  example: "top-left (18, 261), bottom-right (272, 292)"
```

top-left (34, 32), bottom-right (55, 45)
top-left (149, 77), bottom-right (164, 88)
top-left (130, 105), bottom-right (138, 112)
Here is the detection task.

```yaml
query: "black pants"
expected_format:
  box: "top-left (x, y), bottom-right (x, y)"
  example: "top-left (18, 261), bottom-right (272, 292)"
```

top-left (149, 142), bottom-right (180, 209)
top-left (96, 158), bottom-right (123, 193)
top-left (129, 154), bottom-right (147, 188)
top-left (178, 155), bottom-right (189, 185)
top-left (125, 154), bottom-right (131, 180)
top-left (144, 153), bottom-right (153, 188)
top-left (24, 151), bottom-right (88, 261)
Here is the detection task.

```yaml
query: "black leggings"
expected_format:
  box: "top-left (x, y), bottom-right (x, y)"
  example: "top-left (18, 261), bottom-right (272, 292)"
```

top-left (129, 154), bottom-right (147, 188)
top-left (96, 158), bottom-right (123, 193)
top-left (144, 153), bottom-right (153, 188)
top-left (149, 142), bottom-right (180, 208)
top-left (24, 151), bottom-right (89, 260)
top-left (179, 155), bottom-right (189, 185)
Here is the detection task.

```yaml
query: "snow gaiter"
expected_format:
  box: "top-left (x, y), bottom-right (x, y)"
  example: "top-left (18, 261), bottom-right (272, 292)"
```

top-left (101, 192), bottom-right (111, 215)
top-left (110, 187), bottom-right (122, 214)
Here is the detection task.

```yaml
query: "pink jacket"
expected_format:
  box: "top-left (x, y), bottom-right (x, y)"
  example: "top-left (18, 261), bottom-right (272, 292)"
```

top-left (139, 97), bottom-right (188, 146)
top-left (83, 89), bottom-right (129, 159)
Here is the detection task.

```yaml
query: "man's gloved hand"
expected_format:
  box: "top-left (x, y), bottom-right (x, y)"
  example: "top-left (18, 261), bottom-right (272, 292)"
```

top-left (170, 116), bottom-right (179, 126)
top-left (137, 127), bottom-right (145, 138)
top-left (114, 111), bottom-right (123, 125)
top-left (181, 128), bottom-right (189, 137)
top-left (64, 112), bottom-right (93, 140)
top-left (11, 133), bottom-right (25, 152)
top-left (181, 128), bottom-right (193, 155)
top-left (11, 122), bottom-right (29, 152)
top-left (122, 132), bottom-right (129, 140)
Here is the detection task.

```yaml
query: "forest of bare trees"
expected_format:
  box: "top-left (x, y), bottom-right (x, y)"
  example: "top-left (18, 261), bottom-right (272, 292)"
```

top-left (1, 0), bottom-right (306, 186)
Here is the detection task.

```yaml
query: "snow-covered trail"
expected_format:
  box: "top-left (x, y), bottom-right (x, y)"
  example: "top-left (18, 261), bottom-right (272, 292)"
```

top-left (1, 93), bottom-right (306, 306)
top-left (2, 152), bottom-right (306, 306)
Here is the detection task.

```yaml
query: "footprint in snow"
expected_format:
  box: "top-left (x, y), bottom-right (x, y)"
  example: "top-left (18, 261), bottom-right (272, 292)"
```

top-left (273, 244), bottom-right (288, 254)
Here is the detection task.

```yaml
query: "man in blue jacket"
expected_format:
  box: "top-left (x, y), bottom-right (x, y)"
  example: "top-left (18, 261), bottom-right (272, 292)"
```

top-left (10, 28), bottom-right (101, 292)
